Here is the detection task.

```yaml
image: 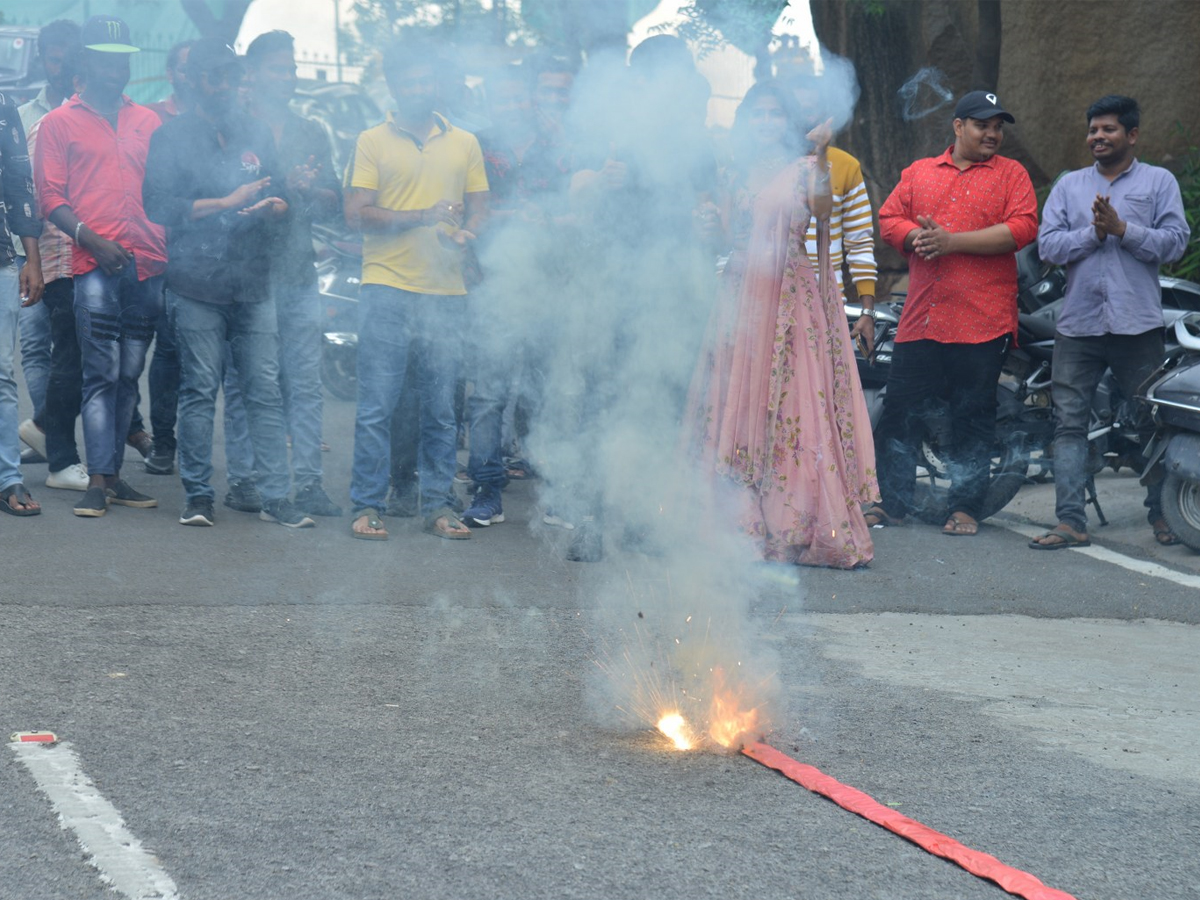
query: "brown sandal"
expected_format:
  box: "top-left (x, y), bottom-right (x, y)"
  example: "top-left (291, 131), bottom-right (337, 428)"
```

top-left (351, 508), bottom-right (388, 541)
top-left (863, 505), bottom-right (905, 527)
top-left (942, 512), bottom-right (978, 536)
top-left (423, 507), bottom-right (471, 540)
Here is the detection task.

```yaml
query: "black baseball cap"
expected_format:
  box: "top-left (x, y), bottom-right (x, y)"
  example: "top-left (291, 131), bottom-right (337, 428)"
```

top-left (186, 38), bottom-right (241, 79)
top-left (81, 15), bottom-right (139, 53)
top-left (954, 90), bottom-right (1015, 124)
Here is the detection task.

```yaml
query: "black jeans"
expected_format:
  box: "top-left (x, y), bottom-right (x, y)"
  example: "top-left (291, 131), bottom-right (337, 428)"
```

top-left (147, 294), bottom-right (179, 453)
top-left (40, 277), bottom-right (83, 473)
top-left (874, 336), bottom-right (1009, 520)
top-left (1051, 330), bottom-right (1163, 531)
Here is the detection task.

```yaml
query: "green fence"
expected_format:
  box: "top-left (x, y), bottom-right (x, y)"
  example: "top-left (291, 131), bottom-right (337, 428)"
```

top-left (0, 0), bottom-right (199, 103)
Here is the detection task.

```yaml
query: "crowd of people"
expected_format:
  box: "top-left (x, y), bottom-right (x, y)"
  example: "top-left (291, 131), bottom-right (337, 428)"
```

top-left (0, 14), bottom-right (1189, 569)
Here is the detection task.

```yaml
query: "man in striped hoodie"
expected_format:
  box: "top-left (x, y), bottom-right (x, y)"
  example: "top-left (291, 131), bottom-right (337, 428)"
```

top-left (789, 75), bottom-right (879, 352)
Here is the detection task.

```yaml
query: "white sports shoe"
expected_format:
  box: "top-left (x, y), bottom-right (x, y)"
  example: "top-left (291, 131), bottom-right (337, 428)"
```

top-left (18, 418), bottom-right (46, 459)
top-left (46, 462), bottom-right (89, 492)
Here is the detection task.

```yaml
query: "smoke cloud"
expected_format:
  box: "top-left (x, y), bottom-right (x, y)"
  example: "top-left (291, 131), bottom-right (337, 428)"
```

top-left (897, 66), bottom-right (954, 121)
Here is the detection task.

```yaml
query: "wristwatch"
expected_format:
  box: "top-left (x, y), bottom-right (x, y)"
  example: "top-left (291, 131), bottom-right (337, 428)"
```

top-left (859, 308), bottom-right (878, 319)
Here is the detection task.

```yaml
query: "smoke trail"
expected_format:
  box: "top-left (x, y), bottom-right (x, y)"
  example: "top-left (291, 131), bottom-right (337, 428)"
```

top-left (897, 66), bottom-right (953, 121)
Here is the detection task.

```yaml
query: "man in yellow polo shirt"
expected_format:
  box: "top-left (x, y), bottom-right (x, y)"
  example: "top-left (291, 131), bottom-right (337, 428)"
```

top-left (345, 40), bottom-right (488, 541)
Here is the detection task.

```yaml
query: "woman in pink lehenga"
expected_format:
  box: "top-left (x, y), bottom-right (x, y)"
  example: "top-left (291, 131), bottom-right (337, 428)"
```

top-left (686, 81), bottom-right (879, 568)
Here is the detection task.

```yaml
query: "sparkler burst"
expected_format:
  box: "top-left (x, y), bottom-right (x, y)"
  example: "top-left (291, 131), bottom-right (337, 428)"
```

top-left (593, 558), bottom-right (779, 754)
top-left (656, 713), bottom-right (694, 750)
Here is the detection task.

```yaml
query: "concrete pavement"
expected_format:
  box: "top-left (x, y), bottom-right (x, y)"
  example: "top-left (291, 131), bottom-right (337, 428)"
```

top-left (2, 386), bottom-right (1199, 900)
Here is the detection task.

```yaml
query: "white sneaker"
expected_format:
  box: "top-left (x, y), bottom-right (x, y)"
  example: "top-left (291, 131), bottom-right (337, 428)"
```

top-left (18, 418), bottom-right (46, 459)
top-left (46, 462), bottom-right (89, 492)
top-left (542, 509), bottom-right (575, 530)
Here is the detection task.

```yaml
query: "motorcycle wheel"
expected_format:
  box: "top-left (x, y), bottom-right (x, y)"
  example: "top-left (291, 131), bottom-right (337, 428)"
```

top-left (321, 345), bottom-right (358, 401)
top-left (909, 430), bottom-right (1030, 525)
top-left (1161, 472), bottom-right (1200, 552)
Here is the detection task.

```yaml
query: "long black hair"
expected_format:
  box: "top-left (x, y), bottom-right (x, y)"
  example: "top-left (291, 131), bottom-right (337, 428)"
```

top-left (731, 79), bottom-right (806, 174)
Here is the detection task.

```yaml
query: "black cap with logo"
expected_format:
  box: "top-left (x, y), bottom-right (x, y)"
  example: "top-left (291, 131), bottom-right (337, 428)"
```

top-left (81, 15), bottom-right (139, 54)
top-left (954, 90), bottom-right (1015, 124)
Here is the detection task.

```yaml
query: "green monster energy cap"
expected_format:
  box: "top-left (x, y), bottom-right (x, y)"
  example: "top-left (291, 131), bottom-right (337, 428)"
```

top-left (81, 15), bottom-right (140, 54)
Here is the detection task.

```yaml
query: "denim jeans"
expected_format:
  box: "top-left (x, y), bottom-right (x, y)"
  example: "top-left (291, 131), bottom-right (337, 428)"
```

top-left (40, 277), bottom-right (83, 472)
top-left (388, 352), bottom-right (419, 491)
top-left (874, 336), bottom-right (1009, 520)
top-left (148, 292), bottom-right (179, 454)
top-left (350, 285), bottom-right (465, 516)
top-left (221, 339), bottom-right (258, 484)
top-left (0, 264), bottom-right (22, 491)
top-left (74, 264), bottom-right (164, 476)
top-left (1052, 330), bottom-right (1164, 531)
top-left (174, 292), bottom-right (290, 504)
top-left (465, 312), bottom-right (511, 490)
top-left (18, 288), bottom-right (50, 422)
top-left (224, 277), bottom-right (325, 489)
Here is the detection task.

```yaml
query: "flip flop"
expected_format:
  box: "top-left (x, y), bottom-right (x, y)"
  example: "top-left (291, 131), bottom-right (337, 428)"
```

top-left (943, 512), bottom-right (978, 536)
top-left (1152, 520), bottom-right (1181, 546)
top-left (1028, 524), bottom-right (1091, 550)
top-left (863, 505), bottom-right (905, 527)
top-left (351, 508), bottom-right (388, 541)
top-left (0, 483), bottom-right (41, 516)
top-left (423, 506), bottom-right (471, 540)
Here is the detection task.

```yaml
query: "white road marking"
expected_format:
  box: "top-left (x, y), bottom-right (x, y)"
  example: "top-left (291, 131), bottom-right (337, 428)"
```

top-left (11, 740), bottom-right (180, 900)
top-left (1003, 521), bottom-right (1200, 590)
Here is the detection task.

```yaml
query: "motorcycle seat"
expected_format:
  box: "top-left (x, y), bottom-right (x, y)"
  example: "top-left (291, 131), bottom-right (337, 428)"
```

top-left (1019, 313), bottom-right (1058, 343)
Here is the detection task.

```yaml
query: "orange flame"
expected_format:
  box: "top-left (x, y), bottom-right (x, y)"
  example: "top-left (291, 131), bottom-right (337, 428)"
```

top-left (707, 668), bottom-right (761, 749)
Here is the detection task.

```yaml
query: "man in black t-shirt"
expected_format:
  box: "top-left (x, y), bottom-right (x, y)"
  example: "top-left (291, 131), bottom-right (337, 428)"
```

top-left (143, 39), bottom-right (314, 529)
top-left (220, 30), bottom-right (343, 519)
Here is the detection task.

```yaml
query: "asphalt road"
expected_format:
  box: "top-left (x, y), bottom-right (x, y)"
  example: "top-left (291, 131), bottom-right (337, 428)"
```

top-left (3, 387), bottom-right (1199, 900)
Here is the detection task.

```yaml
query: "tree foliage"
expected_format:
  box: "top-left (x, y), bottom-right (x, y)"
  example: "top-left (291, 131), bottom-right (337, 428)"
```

top-left (181, 0), bottom-right (255, 44)
top-left (671, 0), bottom-right (786, 57)
top-left (344, 0), bottom-right (524, 62)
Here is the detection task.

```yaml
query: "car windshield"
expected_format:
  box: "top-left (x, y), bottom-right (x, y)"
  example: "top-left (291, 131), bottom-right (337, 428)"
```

top-left (0, 33), bottom-right (32, 78)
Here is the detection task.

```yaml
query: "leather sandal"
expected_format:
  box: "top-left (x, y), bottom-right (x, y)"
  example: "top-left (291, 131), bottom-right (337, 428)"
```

top-left (351, 508), bottom-right (388, 541)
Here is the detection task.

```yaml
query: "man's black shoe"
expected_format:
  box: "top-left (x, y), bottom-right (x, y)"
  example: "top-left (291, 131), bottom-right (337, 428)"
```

top-left (144, 445), bottom-right (175, 475)
top-left (565, 517), bottom-right (603, 562)
top-left (294, 483), bottom-right (343, 517)
top-left (260, 498), bottom-right (316, 529)
top-left (224, 480), bottom-right (263, 513)
top-left (73, 486), bottom-right (108, 518)
top-left (180, 498), bottom-right (215, 526)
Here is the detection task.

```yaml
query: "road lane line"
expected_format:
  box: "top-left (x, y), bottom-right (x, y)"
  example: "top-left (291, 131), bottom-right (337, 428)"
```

top-left (10, 740), bottom-right (180, 900)
top-left (1002, 522), bottom-right (1200, 590)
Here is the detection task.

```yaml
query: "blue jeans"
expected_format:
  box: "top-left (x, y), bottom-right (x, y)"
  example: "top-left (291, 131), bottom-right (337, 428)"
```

top-left (465, 319), bottom-right (510, 491)
top-left (350, 285), bottom-right (465, 516)
top-left (1052, 330), bottom-right (1164, 531)
top-left (74, 264), bottom-right (164, 476)
top-left (222, 340), bottom-right (258, 484)
top-left (18, 286), bottom-right (50, 422)
top-left (0, 264), bottom-right (22, 491)
top-left (174, 293), bottom-right (291, 504)
top-left (224, 277), bottom-right (325, 488)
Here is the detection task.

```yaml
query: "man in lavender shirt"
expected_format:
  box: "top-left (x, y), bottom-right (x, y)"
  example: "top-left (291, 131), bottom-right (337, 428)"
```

top-left (1030, 95), bottom-right (1190, 550)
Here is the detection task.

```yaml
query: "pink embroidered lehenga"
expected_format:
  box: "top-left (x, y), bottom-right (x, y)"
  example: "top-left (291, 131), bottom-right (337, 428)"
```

top-left (686, 158), bottom-right (878, 568)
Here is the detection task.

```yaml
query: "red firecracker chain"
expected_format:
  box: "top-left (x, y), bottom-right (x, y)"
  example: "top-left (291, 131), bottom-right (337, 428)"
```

top-left (742, 741), bottom-right (1077, 900)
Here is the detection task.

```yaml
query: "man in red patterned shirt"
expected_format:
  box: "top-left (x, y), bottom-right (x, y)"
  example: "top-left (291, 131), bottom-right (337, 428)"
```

top-left (869, 91), bottom-right (1038, 536)
top-left (35, 15), bottom-right (168, 518)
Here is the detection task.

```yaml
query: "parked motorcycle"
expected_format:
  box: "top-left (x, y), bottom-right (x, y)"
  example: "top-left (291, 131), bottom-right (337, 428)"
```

top-left (1140, 312), bottom-right (1200, 551)
top-left (850, 242), bottom-right (1200, 525)
top-left (313, 223), bottom-right (362, 401)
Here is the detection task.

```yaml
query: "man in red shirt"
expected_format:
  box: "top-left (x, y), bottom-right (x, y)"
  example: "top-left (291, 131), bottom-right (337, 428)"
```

top-left (871, 91), bottom-right (1037, 535)
top-left (35, 15), bottom-right (168, 518)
